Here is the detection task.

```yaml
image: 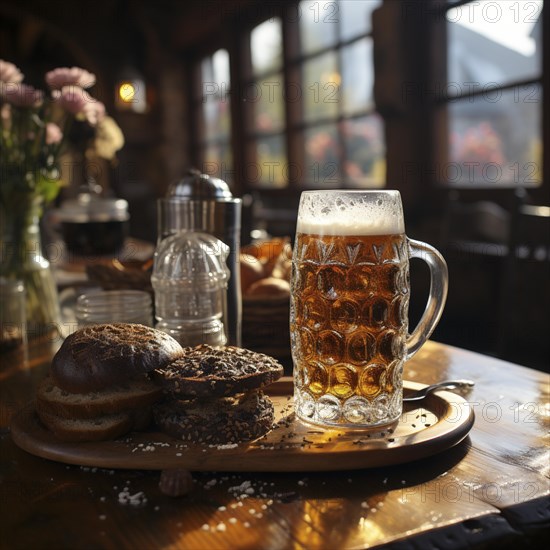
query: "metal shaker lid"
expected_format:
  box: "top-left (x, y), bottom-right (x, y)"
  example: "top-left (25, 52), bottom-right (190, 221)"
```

top-left (166, 168), bottom-right (233, 200)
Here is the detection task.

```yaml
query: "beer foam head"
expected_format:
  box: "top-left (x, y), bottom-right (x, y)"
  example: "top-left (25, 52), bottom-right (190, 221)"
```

top-left (297, 190), bottom-right (405, 236)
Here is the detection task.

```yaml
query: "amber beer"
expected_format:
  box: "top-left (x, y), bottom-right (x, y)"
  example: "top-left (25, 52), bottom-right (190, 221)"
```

top-left (291, 190), bottom-right (448, 428)
top-left (291, 231), bottom-right (409, 427)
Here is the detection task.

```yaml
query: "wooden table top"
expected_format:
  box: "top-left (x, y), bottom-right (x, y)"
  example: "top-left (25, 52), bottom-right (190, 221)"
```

top-left (1, 337), bottom-right (548, 549)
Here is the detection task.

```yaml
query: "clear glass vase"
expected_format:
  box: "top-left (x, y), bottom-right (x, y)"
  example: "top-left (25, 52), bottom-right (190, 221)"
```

top-left (0, 194), bottom-right (61, 338)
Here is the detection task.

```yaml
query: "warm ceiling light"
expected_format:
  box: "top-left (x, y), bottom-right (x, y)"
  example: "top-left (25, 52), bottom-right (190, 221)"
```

top-left (118, 82), bottom-right (136, 102)
top-left (115, 68), bottom-right (147, 113)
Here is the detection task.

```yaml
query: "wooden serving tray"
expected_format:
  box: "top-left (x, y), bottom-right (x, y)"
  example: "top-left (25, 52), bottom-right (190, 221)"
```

top-left (10, 379), bottom-right (474, 472)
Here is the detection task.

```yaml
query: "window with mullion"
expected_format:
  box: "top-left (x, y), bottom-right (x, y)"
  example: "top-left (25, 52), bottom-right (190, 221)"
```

top-left (244, 18), bottom-right (288, 188)
top-left (296, 0), bottom-right (385, 188)
top-left (195, 49), bottom-right (233, 181)
top-left (440, 0), bottom-right (543, 188)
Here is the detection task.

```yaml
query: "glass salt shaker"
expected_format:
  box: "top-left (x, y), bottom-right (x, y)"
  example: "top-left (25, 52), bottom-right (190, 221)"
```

top-left (151, 231), bottom-right (229, 347)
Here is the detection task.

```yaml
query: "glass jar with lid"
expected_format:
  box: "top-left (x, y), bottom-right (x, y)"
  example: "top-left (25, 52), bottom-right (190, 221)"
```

top-left (56, 186), bottom-right (129, 256)
top-left (75, 290), bottom-right (153, 327)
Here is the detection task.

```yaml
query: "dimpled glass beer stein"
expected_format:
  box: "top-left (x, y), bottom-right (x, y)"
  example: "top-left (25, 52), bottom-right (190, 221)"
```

top-left (290, 190), bottom-right (448, 428)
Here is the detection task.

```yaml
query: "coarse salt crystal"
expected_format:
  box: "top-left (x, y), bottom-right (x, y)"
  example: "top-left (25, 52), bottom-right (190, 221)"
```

top-left (117, 488), bottom-right (147, 507)
top-left (216, 443), bottom-right (239, 450)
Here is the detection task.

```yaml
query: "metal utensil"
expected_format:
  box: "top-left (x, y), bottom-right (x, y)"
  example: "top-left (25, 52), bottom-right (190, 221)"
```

top-left (404, 379), bottom-right (475, 402)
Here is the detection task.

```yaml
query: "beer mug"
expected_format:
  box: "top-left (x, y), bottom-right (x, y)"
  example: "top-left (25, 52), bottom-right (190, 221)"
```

top-left (290, 190), bottom-right (448, 428)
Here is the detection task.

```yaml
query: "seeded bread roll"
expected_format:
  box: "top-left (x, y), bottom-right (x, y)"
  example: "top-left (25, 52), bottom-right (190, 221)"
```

top-left (153, 344), bottom-right (284, 398)
top-left (36, 376), bottom-right (162, 420)
top-left (50, 324), bottom-right (184, 393)
top-left (153, 391), bottom-right (274, 444)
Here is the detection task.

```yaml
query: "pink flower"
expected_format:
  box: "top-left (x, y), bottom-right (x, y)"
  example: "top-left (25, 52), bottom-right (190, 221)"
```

top-left (53, 85), bottom-right (89, 114)
top-left (53, 86), bottom-right (105, 126)
top-left (45, 122), bottom-right (63, 145)
top-left (45, 67), bottom-right (96, 89)
top-left (0, 83), bottom-right (44, 107)
top-left (0, 60), bottom-right (24, 83)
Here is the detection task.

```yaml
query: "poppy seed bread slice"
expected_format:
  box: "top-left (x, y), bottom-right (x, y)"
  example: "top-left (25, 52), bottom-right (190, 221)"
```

top-left (153, 344), bottom-right (284, 398)
top-left (51, 324), bottom-right (184, 393)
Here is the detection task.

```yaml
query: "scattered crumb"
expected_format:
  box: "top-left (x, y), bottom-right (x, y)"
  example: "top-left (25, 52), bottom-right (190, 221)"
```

top-left (117, 487), bottom-right (147, 507)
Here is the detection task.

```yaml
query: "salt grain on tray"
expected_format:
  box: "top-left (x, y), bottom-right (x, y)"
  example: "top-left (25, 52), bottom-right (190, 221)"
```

top-left (118, 487), bottom-right (147, 507)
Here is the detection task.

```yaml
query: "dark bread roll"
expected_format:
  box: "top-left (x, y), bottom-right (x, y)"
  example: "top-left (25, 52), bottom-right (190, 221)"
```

top-left (50, 324), bottom-right (184, 393)
top-left (36, 376), bottom-right (162, 419)
top-left (153, 391), bottom-right (274, 444)
top-left (153, 344), bottom-right (284, 398)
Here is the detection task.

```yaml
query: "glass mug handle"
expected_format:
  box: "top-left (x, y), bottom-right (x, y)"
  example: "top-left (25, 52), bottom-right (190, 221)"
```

top-left (406, 238), bottom-right (449, 359)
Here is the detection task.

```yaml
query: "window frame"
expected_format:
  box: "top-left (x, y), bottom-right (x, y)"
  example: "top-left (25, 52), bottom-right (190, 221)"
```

top-left (188, 46), bottom-right (233, 182)
top-left (187, 0), bottom-right (385, 196)
top-left (431, 0), bottom-right (546, 192)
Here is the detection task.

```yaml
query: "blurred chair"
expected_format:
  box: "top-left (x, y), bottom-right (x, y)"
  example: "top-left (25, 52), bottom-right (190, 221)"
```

top-left (438, 189), bottom-right (514, 357)
top-left (440, 188), bottom-right (549, 369)
top-left (440, 190), bottom-right (511, 255)
top-left (498, 193), bottom-right (550, 364)
top-left (246, 192), bottom-right (300, 240)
